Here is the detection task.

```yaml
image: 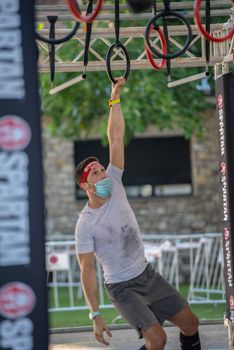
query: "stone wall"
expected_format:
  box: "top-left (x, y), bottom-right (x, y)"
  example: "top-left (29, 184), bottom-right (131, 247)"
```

top-left (43, 107), bottom-right (222, 238)
top-left (43, 137), bottom-right (78, 236)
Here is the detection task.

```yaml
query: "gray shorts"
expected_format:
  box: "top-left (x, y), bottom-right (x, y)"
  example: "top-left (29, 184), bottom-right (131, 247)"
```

top-left (105, 263), bottom-right (187, 338)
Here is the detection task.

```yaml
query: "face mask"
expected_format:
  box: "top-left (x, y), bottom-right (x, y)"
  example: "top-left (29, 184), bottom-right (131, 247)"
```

top-left (94, 178), bottom-right (112, 198)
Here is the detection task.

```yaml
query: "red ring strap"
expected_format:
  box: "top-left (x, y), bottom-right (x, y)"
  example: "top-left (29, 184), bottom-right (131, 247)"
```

top-left (67, 0), bottom-right (103, 23)
top-left (194, 0), bottom-right (234, 43)
top-left (145, 26), bottom-right (167, 70)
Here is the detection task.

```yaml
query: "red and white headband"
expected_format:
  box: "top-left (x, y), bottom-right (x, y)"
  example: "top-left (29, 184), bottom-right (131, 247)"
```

top-left (80, 161), bottom-right (100, 184)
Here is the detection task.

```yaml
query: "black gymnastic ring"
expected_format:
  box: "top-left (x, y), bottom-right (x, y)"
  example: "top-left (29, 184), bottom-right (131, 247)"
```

top-left (145, 10), bottom-right (192, 59)
top-left (106, 42), bottom-right (130, 84)
top-left (35, 21), bottom-right (80, 45)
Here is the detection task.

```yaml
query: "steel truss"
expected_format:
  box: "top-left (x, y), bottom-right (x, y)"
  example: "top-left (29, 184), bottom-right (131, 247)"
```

top-left (36, 2), bottom-right (234, 74)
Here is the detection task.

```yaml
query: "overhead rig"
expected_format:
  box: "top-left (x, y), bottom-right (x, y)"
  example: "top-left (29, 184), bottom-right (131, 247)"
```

top-left (35, 1), bottom-right (234, 92)
top-left (36, 1), bottom-right (233, 72)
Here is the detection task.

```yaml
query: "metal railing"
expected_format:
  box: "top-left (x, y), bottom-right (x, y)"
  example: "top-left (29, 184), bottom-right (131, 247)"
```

top-left (46, 232), bottom-right (225, 313)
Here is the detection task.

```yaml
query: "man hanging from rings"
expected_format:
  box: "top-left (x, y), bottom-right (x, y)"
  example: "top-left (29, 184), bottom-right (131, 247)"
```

top-left (74, 77), bottom-right (201, 350)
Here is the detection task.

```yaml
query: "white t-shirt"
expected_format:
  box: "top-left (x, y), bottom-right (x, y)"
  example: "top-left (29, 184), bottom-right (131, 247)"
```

top-left (75, 163), bottom-right (147, 283)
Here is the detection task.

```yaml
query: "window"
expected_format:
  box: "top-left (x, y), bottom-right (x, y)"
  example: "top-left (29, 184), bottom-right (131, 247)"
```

top-left (74, 136), bottom-right (192, 199)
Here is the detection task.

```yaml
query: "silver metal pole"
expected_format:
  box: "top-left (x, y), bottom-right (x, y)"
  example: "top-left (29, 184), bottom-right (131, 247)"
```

top-left (49, 74), bottom-right (85, 95)
top-left (167, 71), bottom-right (208, 88)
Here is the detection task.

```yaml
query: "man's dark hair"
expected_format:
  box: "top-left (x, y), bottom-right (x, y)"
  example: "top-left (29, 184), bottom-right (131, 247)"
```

top-left (74, 156), bottom-right (99, 185)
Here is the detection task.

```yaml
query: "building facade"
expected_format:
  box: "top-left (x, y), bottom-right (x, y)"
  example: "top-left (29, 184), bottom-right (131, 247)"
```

top-left (43, 107), bottom-right (222, 238)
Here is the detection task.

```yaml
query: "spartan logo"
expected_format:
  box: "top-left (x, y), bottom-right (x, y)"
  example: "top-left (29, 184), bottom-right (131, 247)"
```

top-left (224, 227), bottom-right (230, 241)
top-left (218, 94), bottom-right (223, 109)
top-left (220, 162), bottom-right (227, 176)
top-left (230, 295), bottom-right (234, 309)
top-left (0, 282), bottom-right (36, 319)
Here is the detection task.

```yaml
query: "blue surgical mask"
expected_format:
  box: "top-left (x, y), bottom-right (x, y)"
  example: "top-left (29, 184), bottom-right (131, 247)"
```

top-left (94, 178), bottom-right (112, 198)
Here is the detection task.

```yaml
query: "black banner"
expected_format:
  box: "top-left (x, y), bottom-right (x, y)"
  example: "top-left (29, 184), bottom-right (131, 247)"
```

top-left (216, 72), bottom-right (234, 322)
top-left (0, 1), bottom-right (48, 349)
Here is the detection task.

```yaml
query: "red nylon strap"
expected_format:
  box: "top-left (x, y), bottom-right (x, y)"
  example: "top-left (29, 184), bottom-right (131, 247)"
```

top-left (80, 161), bottom-right (100, 184)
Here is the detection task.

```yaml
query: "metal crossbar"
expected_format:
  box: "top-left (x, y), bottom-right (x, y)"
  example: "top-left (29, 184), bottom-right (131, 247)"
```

top-left (35, 2), bottom-right (233, 20)
top-left (38, 25), bottom-right (232, 73)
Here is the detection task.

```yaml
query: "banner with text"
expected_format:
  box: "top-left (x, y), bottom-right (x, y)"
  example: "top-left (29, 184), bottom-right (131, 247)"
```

top-left (216, 73), bottom-right (234, 322)
top-left (0, 1), bottom-right (48, 349)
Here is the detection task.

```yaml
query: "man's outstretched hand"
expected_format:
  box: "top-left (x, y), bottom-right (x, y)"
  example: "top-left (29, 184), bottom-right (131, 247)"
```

top-left (111, 77), bottom-right (126, 100)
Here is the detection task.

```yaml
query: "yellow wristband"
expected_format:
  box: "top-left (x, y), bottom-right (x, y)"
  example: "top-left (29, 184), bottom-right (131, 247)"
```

top-left (109, 98), bottom-right (120, 108)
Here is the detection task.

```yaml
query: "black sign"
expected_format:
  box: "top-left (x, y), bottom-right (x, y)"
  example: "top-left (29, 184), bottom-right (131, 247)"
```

top-left (216, 72), bottom-right (234, 322)
top-left (0, 1), bottom-right (48, 349)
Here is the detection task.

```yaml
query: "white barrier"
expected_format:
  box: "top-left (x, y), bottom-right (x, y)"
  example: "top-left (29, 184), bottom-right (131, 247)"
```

top-left (46, 232), bottom-right (225, 312)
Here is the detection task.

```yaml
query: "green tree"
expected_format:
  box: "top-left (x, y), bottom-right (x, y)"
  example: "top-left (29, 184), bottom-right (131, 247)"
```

top-left (40, 66), bottom-right (212, 143)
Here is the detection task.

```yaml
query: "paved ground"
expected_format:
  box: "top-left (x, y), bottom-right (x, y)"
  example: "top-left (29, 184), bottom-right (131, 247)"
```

top-left (49, 322), bottom-right (229, 349)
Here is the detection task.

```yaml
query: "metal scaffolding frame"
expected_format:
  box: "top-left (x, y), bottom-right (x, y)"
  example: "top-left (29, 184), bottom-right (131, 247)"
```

top-left (36, 2), bottom-right (234, 75)
top-left (35, 1), bottom-right (233, 21)
top-left (37, 24), bottom-right (233, 72)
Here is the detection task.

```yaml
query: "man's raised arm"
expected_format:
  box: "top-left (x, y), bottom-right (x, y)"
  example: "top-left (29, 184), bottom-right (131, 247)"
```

top-left (107, 77), bottom-right (126, 170)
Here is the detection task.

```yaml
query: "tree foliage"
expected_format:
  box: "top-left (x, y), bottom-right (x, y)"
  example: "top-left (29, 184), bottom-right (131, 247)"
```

top-left (40, 66), bottom-right (212, 144)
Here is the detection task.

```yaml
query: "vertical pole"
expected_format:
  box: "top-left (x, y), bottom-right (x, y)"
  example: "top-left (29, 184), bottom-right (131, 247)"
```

top-left (0, 1), bottom-right (48, 349)
top-left (216, 72), bottom-right (234, 350)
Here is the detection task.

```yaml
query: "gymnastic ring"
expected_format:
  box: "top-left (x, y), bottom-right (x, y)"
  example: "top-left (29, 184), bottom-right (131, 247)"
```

top-left (106, 42), bottom-right (131, 84)
top-left (145, 25), bottom-right (167, 70)
top-left (67, 0), bottom-right (103, 23)
top-left (145, 10), bottom-right (192, 59)
top-left (194, 0), bottom-right (234, 43)
top-left (35, 21), bottom-right (80, 45)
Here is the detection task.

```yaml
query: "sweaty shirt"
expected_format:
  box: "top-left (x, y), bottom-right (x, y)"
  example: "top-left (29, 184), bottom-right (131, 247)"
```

top-left (75, 163), bottom-right (147, 284)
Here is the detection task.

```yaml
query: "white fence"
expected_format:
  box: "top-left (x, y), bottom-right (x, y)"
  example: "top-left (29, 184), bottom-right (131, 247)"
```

top-left (46, 233), bottom-right (225, 313)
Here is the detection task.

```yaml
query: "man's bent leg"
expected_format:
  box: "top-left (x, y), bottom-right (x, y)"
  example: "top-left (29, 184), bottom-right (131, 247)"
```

top-left (141, 323), bottom-right (167, 350)
top-left (168, 304), bottom-right (201, 350)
